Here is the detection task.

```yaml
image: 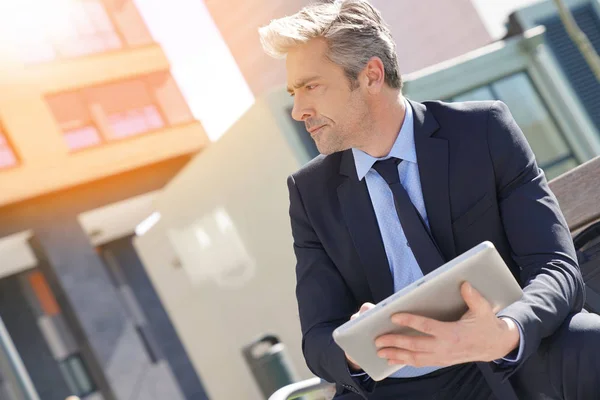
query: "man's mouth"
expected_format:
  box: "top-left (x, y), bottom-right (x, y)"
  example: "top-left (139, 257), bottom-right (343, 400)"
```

top-left (308, 125), bottom-right (326, 135)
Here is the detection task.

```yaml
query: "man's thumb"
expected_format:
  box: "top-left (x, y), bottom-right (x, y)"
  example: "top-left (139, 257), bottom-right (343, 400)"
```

top-left (461, 282), bottom-right (488, 314)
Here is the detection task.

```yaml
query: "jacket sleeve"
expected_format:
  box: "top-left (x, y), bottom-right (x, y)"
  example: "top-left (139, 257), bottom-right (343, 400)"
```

top-left (486, 101), bottom-right (585, 378)
top-left (287, 175), bottom-right (376, 398)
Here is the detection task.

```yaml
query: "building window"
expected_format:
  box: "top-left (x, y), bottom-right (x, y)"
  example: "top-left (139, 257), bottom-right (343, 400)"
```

top-left (450, 72), bottom-right (579, 180)
top-left (46, 92), bottom-right (103, 151)
top-left (47, 72), bottom-right (194, 151)
top-left (107, 105), bottom-right (164, 140)
top-left (0, 127), bottom-right (18, 169)
top-left (3, 0), bottom-right (153, 64)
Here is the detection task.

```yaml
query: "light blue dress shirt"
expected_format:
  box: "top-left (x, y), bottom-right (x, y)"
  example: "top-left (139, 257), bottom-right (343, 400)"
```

top-left (350, 98), bottom-right (523, 379)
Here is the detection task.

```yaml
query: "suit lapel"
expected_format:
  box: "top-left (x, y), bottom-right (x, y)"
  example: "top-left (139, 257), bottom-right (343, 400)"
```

top-left (337, 150), bottom-right (394, 303)
top-left (410, 100), bottom-right (457, 261)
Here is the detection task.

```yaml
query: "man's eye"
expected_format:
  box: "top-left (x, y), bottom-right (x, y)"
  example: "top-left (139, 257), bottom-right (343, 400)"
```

top-left (306, 84), bottom-right (318, 90)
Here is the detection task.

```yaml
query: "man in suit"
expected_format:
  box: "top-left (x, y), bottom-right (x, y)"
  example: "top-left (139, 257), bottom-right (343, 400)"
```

top-left (259, 1), bottom-right (600, 398)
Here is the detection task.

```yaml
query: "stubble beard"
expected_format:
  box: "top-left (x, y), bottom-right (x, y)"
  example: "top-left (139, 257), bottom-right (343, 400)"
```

top-left (314, 126), bottom-right (348, 155)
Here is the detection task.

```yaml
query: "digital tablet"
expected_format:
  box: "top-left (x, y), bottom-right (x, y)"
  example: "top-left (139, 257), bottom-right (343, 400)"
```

top-left (332, 241), bottom-right (523, 381)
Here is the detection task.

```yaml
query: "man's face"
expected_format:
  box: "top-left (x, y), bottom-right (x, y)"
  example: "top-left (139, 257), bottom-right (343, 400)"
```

top-left (286, 38), bottom-right (369, 155)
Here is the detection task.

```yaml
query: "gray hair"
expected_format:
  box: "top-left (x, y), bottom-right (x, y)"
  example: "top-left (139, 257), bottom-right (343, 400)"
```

top-left (259, 0), bottom-right (402, 90)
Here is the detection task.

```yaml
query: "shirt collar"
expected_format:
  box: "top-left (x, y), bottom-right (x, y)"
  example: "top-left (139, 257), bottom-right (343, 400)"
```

top-left (352, 98), bottom-right (417, 181)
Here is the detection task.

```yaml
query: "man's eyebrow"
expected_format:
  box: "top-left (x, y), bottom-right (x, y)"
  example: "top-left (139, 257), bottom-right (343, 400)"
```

top-left (286, 76), bottom-right (321, 93)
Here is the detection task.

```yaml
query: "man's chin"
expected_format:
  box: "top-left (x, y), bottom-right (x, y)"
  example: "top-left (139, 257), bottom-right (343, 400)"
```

top-left (316, 146), bottom-right (349, 156)
top-left (314, 139), bottom-right (349, 156)
top-left (317, 148), bottom-right (333, 156)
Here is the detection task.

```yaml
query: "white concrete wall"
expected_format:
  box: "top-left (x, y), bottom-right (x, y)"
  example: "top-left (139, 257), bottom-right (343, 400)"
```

top-left (133, 93), bottom-right (312, 399)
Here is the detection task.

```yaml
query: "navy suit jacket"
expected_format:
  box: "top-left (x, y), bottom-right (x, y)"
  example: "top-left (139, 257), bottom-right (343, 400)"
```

top-left (287, 100), bottom-right (585, 398)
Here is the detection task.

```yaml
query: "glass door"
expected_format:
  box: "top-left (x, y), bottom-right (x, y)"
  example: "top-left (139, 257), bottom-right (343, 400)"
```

top-left (0, 317), bottom-right (40, 400)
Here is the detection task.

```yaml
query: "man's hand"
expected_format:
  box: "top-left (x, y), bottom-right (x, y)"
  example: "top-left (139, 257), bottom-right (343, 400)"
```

top-left (375, 282), bottom-right (520, 368)
top-left (345, 302), bottom-right (376, 371)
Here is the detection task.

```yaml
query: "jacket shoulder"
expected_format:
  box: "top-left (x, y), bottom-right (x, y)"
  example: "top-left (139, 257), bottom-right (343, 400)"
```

top-left (420, 99), bottom-right (504, 141)
top-left (290, 152), bottom-right (342, 184)
top-left (421, 99), bottom-right (497, 120)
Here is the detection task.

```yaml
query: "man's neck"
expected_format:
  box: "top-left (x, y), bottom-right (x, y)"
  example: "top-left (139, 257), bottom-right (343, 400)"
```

top-left (356, 93), bottom-right (406, 158)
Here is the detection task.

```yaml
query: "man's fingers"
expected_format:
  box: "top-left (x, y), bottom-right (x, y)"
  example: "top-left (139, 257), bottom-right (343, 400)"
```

top-left (359, 302), bottom-right (375, 313)
top-left (376, 348), bottom-right (445, 368)
top-left (351, 302), bottom-right (376, 321)
top-left (460, 282), bottom-right (491, 315)
top-left (375, 333), bottom-right (436, 352)
top-left (377, 347), bottom-right (414, 365)
top-left (391, 313), bottom-right (446, 336)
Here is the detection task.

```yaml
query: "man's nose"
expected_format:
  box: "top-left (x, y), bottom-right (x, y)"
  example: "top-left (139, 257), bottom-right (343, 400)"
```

top-left (291, 98), bottom-right (314, 122)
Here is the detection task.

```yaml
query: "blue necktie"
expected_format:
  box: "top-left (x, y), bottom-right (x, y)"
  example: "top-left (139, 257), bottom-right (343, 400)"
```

top-left (373, 158), bottom-right (445, 274)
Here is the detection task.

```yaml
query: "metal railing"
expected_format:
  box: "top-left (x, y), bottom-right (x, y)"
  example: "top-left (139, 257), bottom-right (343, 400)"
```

top-left (268, 377), bottom-right (335, 400)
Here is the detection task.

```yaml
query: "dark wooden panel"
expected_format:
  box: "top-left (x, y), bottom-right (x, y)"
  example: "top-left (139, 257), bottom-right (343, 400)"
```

top-left (549, 156), bottom-right (600, 231)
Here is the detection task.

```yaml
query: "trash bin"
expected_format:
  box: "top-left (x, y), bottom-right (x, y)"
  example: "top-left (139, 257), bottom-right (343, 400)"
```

top-left (242, 334), bottom-right (302, 399)
top-left (574, 221), bottom-right (600, 313)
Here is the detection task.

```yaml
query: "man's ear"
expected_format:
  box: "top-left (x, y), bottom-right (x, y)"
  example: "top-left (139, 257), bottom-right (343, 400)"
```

top-left (363, 56), bottom-right (385, 94)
